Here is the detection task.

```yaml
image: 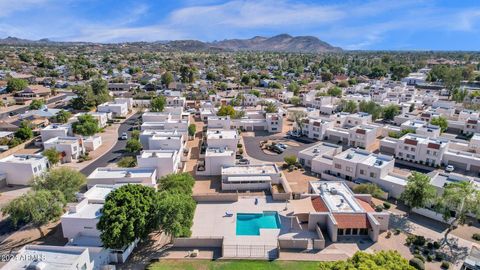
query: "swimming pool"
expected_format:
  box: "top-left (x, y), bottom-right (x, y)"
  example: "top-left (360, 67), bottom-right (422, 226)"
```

top-left (236, 212), bottom-right (281, 236)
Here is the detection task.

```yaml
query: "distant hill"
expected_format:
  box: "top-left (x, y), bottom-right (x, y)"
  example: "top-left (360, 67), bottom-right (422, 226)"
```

top-left (210, 34), bottom-right (342, 53)
top-left (0, 34), bottom-right (342, 53)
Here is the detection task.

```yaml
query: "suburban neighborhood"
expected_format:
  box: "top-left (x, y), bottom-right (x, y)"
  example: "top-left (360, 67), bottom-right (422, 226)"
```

top-left (0, 1), bottom-right (479, 270)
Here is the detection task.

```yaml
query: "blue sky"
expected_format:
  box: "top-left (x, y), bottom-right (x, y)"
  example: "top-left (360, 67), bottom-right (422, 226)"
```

top-left (0, 0), bottom-right (479, 50)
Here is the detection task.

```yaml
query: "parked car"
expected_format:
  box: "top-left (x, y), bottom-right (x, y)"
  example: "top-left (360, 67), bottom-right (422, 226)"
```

top-left (238, 158), bottom-right (250, 165)
top-left (277, 143), bottom-right (288, 149)
top-left (268, 144), bottom-right (284, 154)
top-left (120, 132), bottom-right (128, 140)
top-left (236, 154), bottom-right (244, 159)
top-left (445, 165), bottom-right (455, 172)
top-left (287, 130), bottom-right (301, 138)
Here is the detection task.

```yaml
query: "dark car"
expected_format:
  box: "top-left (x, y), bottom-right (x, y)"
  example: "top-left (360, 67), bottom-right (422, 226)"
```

top-left (238, 158), bottom-right (250, 165)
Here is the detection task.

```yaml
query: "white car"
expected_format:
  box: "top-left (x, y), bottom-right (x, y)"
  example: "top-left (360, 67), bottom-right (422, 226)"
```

top-left (445, 165), bottom-right (454, 172)
top-left (120, 132), bottom-right (128, 140)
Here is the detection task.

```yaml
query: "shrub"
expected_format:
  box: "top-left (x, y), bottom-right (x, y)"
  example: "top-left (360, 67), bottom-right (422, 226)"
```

top-left (414, 254), bottom-right (425, 262)
top-left (375, 205), bottom-right (383, 212)
top-left (409, 258), bottom-right (425, 270)
top-left (394, 228), bottom-right (401, 235)
top-left (473, 233), bottom-right (480, 241)
top-left (383, 202), bottom-right (391, 209)
top-left (406, 234), bottom-right (426, 246)
top-left (441, 261), bottom-right (450, 269)
top-left (433, 241), bottom-right (441, 249)
top-left (237, 143), bottom-right (242, 148)
top-left (426, 255), bottom-right (433, 262)
top-left (386, 231), bottom-right (392, 238)
top-left (427, 242), bottom-right (433, 249)
top-left (435, 251), bottom-right (444, 261)
top-left (117, 156), bottom-right (137, 168)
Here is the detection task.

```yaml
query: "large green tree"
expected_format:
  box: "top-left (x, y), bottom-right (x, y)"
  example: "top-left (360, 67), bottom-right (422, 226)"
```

top-left (383, 104), bottom-right (400, 120)
top-left (53, 110), bottom-right (72, 123)
top-left (150, 96), bottom-right (166, 112)
top-left (72, 114), bottom-right (100, 136)
top-left (14, 121), bottom-right (33, 141)
top-left (400, 172), bottom-right (436, 211)
top-left (33, 167), bottom-right (86, 202)
top-left (2, 190), bottom-right (65, 228)
top-left (342, 100), bottom-right (358, 113)
top-left (157, 173), bottom-right (195, 195)
top-left (6, 78), bottom-right (28, 93)
top-left (264, 102), bottom-right (277, 113)
top-left (161, 71), bottom-right (174, 87)
top-left (157, 192), bottom-right (196, 238)
top-left (29, 99), bottom-right (45, 110)
top-left (126, 138), bottom-right (142, 154)
top-left (436, 181), bottom-right (480, 245)
top-left (97, 184), bottom-right (160, 249)
top-left (318, 250), bottom-right (414, 270)
top-left (359, 101), bottom-right (383, 120)
top-left (43, 148), bottom-right (61, 166)
top-left (431, 116), bottom-right (448, 133)
top-left (217, 105), bottom-right (236, 117)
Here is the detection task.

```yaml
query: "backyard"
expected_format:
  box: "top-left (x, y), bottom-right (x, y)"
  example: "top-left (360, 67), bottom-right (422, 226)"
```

top-left (148, 259), bottom-right (321, 270)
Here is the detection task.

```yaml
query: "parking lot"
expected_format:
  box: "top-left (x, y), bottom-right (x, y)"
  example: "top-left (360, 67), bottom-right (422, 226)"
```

top-left (243, 131), bottom-right (315, 162)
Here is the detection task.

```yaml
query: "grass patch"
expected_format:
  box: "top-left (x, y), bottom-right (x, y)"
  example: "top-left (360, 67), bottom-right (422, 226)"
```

top-left (148, 259), bottom-right (322, 270)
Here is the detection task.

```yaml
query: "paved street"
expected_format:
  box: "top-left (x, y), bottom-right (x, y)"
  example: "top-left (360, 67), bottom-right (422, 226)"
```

top-left (80, 112), bottom-right (141, 176)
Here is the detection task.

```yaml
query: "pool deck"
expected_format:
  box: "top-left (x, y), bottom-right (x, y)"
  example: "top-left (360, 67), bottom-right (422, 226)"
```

top-left (191, 196), bottom-right (289, 246)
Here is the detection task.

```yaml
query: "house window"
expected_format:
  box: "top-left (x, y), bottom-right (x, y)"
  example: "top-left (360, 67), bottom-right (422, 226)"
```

top-left (346, 228), bottom-right (352, 235)
top-left (411, 147), bottom-right (415, 151)
top-left (370, 172), bottom-right (375, 178)
top-left (352, 228), bottom-right (358, 235)
top-left (335, 164), bottom-right (341, 169)
top-left (404, 146), bottom-right (408, 150)
top-left (360, 169), bottom-right (365, 175)
top-left (338, 229), bottom-right (344, 235)
top-left (346, 166), bottom-right (352, 172)
top-left (426, 150), bottom-right (430, 154)
top-left (360, 228), bottom-right (368, 235)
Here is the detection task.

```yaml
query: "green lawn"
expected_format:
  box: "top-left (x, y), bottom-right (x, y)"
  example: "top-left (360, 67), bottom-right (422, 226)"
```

top-left (148, 259), bottom-right (322, 270)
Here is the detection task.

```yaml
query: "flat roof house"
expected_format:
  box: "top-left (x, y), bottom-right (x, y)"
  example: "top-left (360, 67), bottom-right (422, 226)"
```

top-left (97, 101), bottom-right (128, 117)
top-left (1, 245), bottom-right (95, 270)
top-left (43, 136), bottom-right (85, 163)
top-left (206, 129), bottom-right (239, 150)
top-left (303, 181), bottom-right (389, 243)
top-left (40, 123), bottom-right (72, 142)
top-left (86, 167), bottom-right (157, 188)
top-left (137, 150), bottom-right (182, 179)
top-left (140, 130), bottom-right (185, 151)
top-left (0, 154), bottom-right (48, 185)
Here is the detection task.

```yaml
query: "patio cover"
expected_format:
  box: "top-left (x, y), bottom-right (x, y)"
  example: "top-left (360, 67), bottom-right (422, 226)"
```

top-left (289, 197), bottom-right (316, 214)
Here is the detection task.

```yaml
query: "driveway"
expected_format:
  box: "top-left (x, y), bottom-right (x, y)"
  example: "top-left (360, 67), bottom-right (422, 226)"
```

top-left (243, 132), bottom-right (314, 162)
top-left (80, 112), bottom-right (141, 176)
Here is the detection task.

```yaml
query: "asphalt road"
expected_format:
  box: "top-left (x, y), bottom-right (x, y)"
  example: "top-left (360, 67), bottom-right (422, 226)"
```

top-left (0, 94), bottom-right (70, 120)
top-left (80, 112), bottom-right (142, 176)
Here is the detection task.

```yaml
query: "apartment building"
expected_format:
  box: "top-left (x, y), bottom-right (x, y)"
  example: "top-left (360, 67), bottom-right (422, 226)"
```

top-left (97, 101), bottom-right (128, 117)
top-left (298, 142), bottom-right (343, 170)
top-left (201, 147), bottom-right (236, 175)
top-left (0, 154), bottom-right (49, 185)
top-left (301, 118), bottom-right (334, 140)
top-left (347, 125), bottom-right (379, 149)
top-left (207, 116), bottom-right (232, 129)
top-left (380, 134), bottom-right (448, 167)
top-left (400, 120), bottom-right (441, 138)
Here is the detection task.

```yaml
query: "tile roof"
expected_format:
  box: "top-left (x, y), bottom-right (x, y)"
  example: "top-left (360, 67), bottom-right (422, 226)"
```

top-left (311, 197), bottom-right (329, 212)
top-left (357, 199), bottom-right (375, 212)
top-left (333, 213), bottom-right (370, 229)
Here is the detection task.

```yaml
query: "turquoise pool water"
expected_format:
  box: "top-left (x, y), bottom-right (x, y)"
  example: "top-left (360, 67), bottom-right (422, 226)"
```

top-left (236, 212), bottom-right (281, 236)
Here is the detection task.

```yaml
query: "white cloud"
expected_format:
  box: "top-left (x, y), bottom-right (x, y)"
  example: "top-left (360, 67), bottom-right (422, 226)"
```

top-left (0, 0), bottom-right (57, 17)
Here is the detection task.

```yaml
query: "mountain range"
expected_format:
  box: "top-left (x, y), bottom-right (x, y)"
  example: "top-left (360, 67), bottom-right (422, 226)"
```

top-left (0, 34), bottom-right (342, 53)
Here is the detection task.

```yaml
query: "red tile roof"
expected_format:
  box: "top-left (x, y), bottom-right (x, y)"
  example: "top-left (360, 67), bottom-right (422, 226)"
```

top-left (427, 143), bottom-right (440, 150)
top-left (357, 199), bottom-right (375, 212)
top-left (333, 213), bottom-right (370, 229)
top-left (311, 197), bottom-right (329, 212)
top-left (404, 138), bottom-right (418, 146)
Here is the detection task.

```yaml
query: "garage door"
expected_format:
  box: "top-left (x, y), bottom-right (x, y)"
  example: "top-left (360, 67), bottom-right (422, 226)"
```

top-left (446, 160), bottom-right (468, 170)
top-left (380, 146), bottom-right (395, 155)
top-left (470, 165), bottom-right (480, 174)
top-left (329, 135), bottom-right (341, 143)
top-left (253, 125), bottom-right (264, 131)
